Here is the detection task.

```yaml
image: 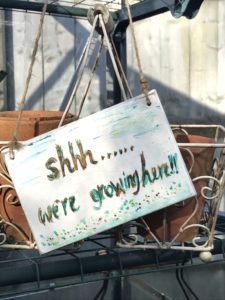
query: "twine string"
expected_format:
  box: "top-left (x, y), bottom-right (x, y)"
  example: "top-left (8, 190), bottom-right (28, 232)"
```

top-left (9, 0), bottom-right (49, 159)
top-left (77, 38), bottom-right (104, 119)
top-left (59, 10), bottom-right (129, 126)
top-left (124, 0), bottom-right (151, 105)
top-left (58, 14), bottom-right (99, 128)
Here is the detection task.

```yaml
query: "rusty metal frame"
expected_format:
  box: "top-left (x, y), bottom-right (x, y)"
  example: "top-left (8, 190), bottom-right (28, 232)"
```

top-left (0, 124), bottom-right (224, 260)
top-left (116, 125), bottom-right (225, 261)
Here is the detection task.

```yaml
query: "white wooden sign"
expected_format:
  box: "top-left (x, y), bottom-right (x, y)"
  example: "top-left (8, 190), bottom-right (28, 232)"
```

top-left (4, 90), bottom-right (196, 254)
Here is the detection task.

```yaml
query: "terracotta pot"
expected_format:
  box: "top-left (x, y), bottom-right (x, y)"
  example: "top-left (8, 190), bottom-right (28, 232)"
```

top-left (0, 111), bottom-right (76, 244)
top-left (0, 111), bottom-right (76, 141)
top-left (139, 134), bottom-right (214, 242)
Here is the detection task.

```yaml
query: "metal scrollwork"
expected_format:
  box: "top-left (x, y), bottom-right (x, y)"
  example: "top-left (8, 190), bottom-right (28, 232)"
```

top-left (0, 145), bottom-right (35, 249)
top-left (117, 125), bottom-right (225, 260)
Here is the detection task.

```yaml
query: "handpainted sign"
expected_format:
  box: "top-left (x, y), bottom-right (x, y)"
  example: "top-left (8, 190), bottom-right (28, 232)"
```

top-left (4, 90), bottom-right (196, 254)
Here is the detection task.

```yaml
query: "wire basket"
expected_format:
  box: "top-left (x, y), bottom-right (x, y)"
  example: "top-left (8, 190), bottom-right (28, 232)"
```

top-left (0, 124), bottom-right (224, 261)
top-left (0, 111), bottom-right (76, 250)
top-left (116, 125), bottom-right (225, 261)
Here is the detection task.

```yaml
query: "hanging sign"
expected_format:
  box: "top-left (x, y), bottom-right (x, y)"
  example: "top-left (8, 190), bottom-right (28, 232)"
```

top-left (4, 90), bottom-right (196, 254)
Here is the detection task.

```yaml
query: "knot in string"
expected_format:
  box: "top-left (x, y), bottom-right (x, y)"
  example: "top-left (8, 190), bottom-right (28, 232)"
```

top-left (9, 135), bottom-right (23, 160)
top-left (140, 78), bottom-right (150, 106)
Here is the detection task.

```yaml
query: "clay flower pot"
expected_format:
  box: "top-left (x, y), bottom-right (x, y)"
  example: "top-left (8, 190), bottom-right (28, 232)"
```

top-left (0, 111), bottom-right (76, 245)
top-left (139, 134), bottom-right (214, 242)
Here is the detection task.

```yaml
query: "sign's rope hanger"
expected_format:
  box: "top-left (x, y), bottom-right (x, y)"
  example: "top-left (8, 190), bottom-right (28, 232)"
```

top-left (8, 2), bottom-right (149, 159)
top-left (58, 4), bottom-right (133, 128)
top-left (59, 1), bottom-right (151, 127)
top-left (8, 2), bottom-right (130, 159)
top-left (9, 0), bottom-right (49, 160)
top-left (124, 0), bottom-right (151, 106)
